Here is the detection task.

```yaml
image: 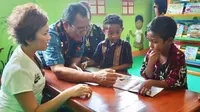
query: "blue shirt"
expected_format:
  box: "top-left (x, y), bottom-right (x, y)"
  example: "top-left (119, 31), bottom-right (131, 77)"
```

top-left (41, 20), bottom-right (85, 67)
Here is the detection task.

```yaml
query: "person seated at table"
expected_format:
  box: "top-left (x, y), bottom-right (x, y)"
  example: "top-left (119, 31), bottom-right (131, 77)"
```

top-left (81, 14), bottom-right (133, 73)
top-left (139, 16), bottom-right (187, 96)
top-left (0, 3), bottom-right (92, 112)
top-left (80, 1), bottom-right (105, 61)
top-left (40, 3), bottom-right (119, 87)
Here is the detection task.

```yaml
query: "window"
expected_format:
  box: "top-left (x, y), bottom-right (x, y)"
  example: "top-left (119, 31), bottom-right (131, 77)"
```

top-left (122, 0), bottom-right (134, 15)
top-left (88, 0), bottom-right (106, 15)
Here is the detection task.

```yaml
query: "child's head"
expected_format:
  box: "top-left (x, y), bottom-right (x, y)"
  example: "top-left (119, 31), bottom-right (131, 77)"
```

top-left (135, 15), bottom-right (143, 30)
top-left (103, 14), bottom-right (123, 41)
top-left (147, 16), bottom-right (177, 53)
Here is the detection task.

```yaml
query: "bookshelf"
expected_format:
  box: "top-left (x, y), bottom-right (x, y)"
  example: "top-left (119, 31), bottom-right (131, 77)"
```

top-left (166, 0), bottom-right (200, 68)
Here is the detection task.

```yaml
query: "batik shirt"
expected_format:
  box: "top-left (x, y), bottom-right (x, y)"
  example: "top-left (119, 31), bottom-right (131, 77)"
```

top-left (93, 39), bottom-right (133, 73)
top-left (83, 24), bottom-right (105, 58)
top-left (141, 44), bottom-right (187, 88)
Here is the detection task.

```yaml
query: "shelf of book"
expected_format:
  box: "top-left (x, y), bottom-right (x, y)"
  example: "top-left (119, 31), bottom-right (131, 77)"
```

top-left (165, 14), bottom-right (200, 17)
top-left (175, 37), bottom-right (200, 42)
top-left (180, 48), bottom-right (200, 54)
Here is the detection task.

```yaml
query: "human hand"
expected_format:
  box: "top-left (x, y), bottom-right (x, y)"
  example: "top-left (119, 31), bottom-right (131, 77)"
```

top-left (71, 64), bottom-right (83, 72)
top-left (93, 69), bottom-right (119, 87)
top-left (67, 84), bottom-right (92, 99)
top-left (148, 50), bottom-right (160, 66)
top-left (81, 61), bottom-right (88, 70)
top-left (139, 80), bottom-right (155, 96)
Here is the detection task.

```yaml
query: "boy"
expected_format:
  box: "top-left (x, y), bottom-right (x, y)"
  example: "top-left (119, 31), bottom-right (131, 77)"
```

top-left (81, 14), bottom-right (133, 73)
top-left (139, 16), bottom-right (187, 96)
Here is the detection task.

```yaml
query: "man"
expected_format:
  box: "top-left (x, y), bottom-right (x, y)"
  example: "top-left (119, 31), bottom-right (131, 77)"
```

top-left (42, 3), bottom-right (118, 87)
top-left (80, 1), bottom-right (105, 60)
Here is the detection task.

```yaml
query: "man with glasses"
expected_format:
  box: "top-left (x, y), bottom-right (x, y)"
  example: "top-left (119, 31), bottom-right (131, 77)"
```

top-left (41, 3), bottom-right (119, 87)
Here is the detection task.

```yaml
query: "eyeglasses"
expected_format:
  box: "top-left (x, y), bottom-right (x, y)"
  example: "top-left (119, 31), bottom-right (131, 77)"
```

top-left (71, 24), bottom-right (90, 34)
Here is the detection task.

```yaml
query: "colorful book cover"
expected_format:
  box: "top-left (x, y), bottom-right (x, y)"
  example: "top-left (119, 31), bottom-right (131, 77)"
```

top-left (185, 46), bottom-right (198, 61)
top-left (176, 23), bottom-right (185, 37)
top-left (167, 3), bottom-right (184, 14)
top-left (185, 3), bottom-right (200, 14)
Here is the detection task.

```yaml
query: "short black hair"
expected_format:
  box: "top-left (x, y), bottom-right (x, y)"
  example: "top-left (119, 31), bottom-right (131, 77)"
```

top-left (62, 3), bottom-right (89, 25)
top-left (103, 14), bottom-right (123, 28)
top-left (154, 0), bottom-right (168, 14)
top-left (135, 15), bottom-right (143, 22)
top-left (149, 16), bottom-right (177, 41)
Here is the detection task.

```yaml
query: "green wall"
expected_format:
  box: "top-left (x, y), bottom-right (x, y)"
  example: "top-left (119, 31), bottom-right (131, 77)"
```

top-left (0, 0), bottom-right (153, 73)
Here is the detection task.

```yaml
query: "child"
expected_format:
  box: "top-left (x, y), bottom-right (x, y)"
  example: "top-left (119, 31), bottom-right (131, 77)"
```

top-left (81, 14), bottom-right (133, 73)
top-left (139, 16), bottom-right (187, 96)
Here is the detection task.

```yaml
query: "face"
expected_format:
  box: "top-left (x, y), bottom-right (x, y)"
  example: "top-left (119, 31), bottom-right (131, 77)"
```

top-left (28, 23), bottom-right (51, 51)
top-left (103, 24), bottom-right (123, 42)
top-left (67, 14), bottom-right (90, 42)
top-left (136, 20), bottom-right (143, 29)
top-left (146, 31), bottom-right (172, 53)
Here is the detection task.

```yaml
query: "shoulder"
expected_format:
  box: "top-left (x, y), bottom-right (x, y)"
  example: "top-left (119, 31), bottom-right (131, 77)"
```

top-left (169, 44), bottom-right (185, 64)
top-left (49, 22), bottom-right (59, 37)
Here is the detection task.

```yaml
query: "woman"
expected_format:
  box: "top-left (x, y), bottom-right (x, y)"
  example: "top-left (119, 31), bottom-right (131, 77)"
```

top-left (0, 3), bottom-right (92, 112)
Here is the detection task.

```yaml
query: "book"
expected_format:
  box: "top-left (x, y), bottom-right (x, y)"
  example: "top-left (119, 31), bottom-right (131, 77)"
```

top-left (167, 3), bottom-right (184, 14)
top-left (185, 46), bottom-right (199, 61)
top-left (176, 23), bottom-right (185, 37)
top-left (185, 3), bottom-right (200, 14)
top-left (113, 75), bottom-right (164, 97)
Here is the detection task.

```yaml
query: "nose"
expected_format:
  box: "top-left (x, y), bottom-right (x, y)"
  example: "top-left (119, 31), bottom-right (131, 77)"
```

top-left (47, 34), bottom-right (51, 41)
top-left (111, 34), bottom-right (118, 38)
top-left (149, 41), bottom-right (153, 49)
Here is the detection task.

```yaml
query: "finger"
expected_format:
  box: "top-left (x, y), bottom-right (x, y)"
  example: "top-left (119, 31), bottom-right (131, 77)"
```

top-left (103, 69), bottom-right (115, 73)
top-left (143, 88), bottom-right (149, 96)
top-left (140, 87), bottom-right (145, 95)
top-left (106, 76), bottom-right (117, 82)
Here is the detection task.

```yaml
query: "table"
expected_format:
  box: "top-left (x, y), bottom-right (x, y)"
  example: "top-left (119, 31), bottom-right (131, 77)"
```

top-left (44, 69), bottom-right (200, 112)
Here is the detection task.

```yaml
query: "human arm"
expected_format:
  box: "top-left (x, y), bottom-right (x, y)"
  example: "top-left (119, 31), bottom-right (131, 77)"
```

top-left (51, 64), bottom-right (119, 87)
top-left (15, 84), bottom-right (92, 112)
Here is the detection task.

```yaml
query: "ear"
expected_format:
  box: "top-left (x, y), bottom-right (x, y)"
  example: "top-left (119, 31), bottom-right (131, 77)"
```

top-left (166, 37), bottom-right (173, 44)
top-left (63, 21), bottom-right (70, 31)
top-left (25, 40), bottom-right (32, 46)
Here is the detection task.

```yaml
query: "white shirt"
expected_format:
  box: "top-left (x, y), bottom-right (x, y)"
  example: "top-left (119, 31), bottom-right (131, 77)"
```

top-left (135, 29), bottom-right (143, 43)
top-left (0, 46), bottom-right (45, 112)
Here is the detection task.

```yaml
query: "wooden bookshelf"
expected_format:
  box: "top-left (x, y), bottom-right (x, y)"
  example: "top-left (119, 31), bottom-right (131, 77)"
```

top-left (165, 14), bottom-right (200, 17)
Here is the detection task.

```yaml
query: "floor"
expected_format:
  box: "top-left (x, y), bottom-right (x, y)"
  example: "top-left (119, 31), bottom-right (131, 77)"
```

top-left (128, 55), bottom-right (200, 93)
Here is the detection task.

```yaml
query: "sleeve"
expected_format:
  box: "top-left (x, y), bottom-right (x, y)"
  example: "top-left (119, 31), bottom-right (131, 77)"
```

top-left (74, 42), bottom-right (85, 57)
top-left (43, 32), bottom-right (65, 66)
top-left (92, 43), bottom-right (103, 65)
top-left (122, 42), bottom-right (133, 64)
top-left (165, 54), bottom-right (187, 88)
top-left (5, 69), bottom-right (34, 95)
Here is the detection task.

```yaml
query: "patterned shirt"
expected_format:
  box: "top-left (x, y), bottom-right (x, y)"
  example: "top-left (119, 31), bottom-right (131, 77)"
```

top-left (140, 44), bottom-right (187, 88)
top-left (41, 20), bottom-right (85, 67)
top-left (83, 24), bottom-right (105, 58)
top-left (93, 39), bottom-right (133, 73)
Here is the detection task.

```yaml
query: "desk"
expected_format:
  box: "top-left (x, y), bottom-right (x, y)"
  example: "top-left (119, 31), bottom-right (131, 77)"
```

top-left (44, 70), bottom-right (200, 112)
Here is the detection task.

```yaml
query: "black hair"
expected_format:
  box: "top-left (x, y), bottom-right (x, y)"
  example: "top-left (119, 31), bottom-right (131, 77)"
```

top-left (103, 14), bottom-right (123, 28)
top-left (135, 15), bottom-right (143, 22)
top-left (154, 0), bottom-right (168, 14)
top-left (62, 3), bottom-right (89, 25)
top-left (149, 16), bottom-right (177, 41)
